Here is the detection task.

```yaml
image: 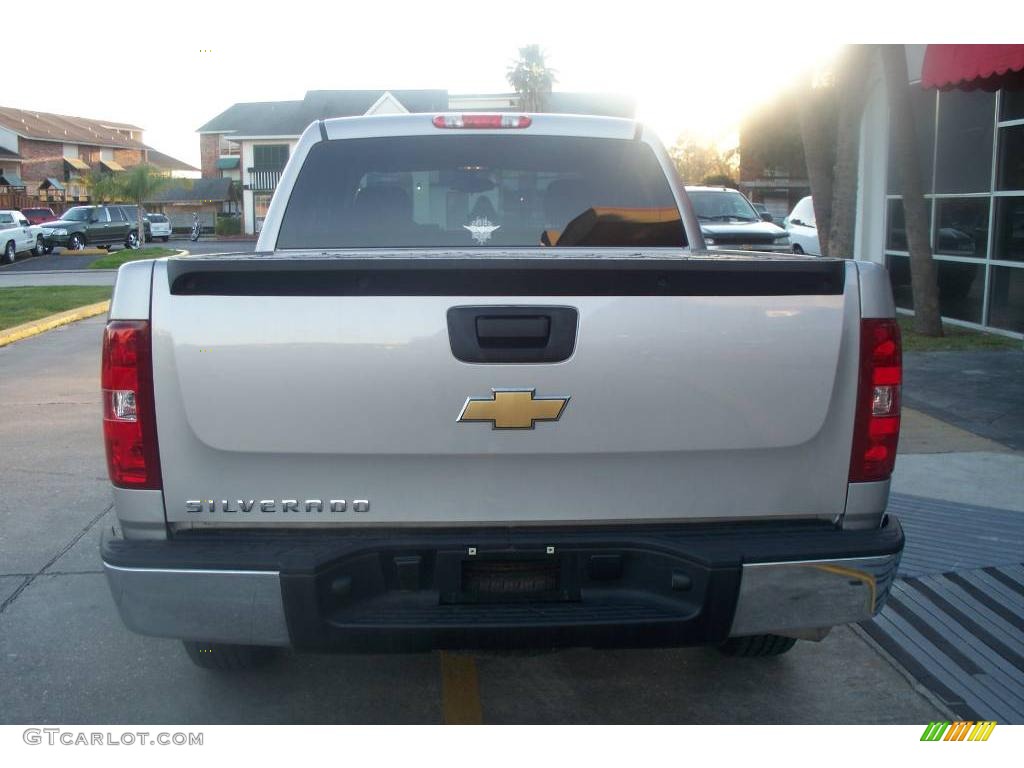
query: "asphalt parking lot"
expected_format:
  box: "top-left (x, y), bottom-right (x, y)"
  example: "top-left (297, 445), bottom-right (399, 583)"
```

top-left (0, 318), bottom-right (948, 724)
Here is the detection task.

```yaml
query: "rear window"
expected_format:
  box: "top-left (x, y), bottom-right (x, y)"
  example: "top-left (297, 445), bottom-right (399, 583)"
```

top-left (276, 135), bottom-right (685, 249)
top-left (23, 208), bottom-right (52, 216)
top-left (148, 214), bottom-right (168, 223)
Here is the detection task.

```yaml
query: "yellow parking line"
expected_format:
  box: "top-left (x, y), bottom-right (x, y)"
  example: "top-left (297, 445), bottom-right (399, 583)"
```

top-left (440, 652), bottom-right (483, 724)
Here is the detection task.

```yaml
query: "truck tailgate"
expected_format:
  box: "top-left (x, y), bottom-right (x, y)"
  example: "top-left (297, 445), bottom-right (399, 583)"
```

top-left (151, 255), bottom-right (860, 526)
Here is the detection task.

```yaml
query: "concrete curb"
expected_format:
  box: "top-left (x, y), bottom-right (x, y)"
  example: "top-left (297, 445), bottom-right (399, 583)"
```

top-left (0, 300), bottom-right (110, 348)
top-left (62, 248), bottom-right (107, 256)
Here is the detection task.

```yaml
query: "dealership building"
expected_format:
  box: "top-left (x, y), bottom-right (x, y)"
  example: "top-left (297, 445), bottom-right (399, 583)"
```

top-left (854, 44), bottom-right (1024, 337)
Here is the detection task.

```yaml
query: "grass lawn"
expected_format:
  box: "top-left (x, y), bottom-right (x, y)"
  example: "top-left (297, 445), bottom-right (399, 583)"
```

top-left (88, 247), bottom-right (178, 269)
top-left (898, 315), bottom-right (1021, 352)
top-left (0, 286), bottom-right (113, 331)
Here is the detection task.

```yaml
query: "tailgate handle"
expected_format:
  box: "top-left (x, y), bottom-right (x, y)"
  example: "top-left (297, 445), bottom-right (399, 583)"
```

top-left (475, 315), bottom-right (550, 347)
top-left (447, 306), bottom-right (577, 364)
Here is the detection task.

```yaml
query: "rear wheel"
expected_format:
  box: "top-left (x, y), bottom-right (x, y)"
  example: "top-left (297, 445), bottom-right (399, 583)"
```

top-left (718, 634), bottom-right (797, 657)
top-left (182, 640), bottom-right (277, 670)
top-left (3, 240), bottom-right (14, 264)
top-left (125, 231), bottom-right (140, 250)
top-left (792, 244), bottom-right (804, 255)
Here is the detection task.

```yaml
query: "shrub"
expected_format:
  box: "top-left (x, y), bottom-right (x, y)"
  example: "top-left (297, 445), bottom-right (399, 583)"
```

top-left (215, 216), bottom-right (242, 236)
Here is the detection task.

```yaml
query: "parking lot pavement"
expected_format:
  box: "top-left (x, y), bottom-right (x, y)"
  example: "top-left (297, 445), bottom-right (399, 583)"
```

top-left (0, 317), bottom-right (947, 724)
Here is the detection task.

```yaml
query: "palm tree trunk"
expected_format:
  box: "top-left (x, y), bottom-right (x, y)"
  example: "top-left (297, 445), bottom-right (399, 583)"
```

top-left (798, 83), bottom-right (835, 258)
top-left (828, 45), bottom-right (871, 259)
top-left (881, 44), bottom-right (943, 336)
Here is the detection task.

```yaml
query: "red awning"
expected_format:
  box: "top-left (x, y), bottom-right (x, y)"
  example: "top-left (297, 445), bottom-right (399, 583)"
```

top-left (922, 44), bottom-right (1024, 91)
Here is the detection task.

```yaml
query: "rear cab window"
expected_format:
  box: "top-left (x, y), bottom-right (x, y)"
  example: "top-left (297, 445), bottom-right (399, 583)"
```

top-left (276, 135), bottom-right (685, 250)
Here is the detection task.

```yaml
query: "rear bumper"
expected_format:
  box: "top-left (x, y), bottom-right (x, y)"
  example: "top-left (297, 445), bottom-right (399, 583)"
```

top-left (101, 517), bottom-right (903, 652)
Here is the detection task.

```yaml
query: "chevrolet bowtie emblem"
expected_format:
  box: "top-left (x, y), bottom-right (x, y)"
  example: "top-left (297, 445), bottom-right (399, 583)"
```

top-left (458, 389), bottom-right (570, 429)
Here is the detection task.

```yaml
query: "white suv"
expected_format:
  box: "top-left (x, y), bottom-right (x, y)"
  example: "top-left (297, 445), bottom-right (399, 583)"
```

top-left (785, 196), bottom-right (821, 256)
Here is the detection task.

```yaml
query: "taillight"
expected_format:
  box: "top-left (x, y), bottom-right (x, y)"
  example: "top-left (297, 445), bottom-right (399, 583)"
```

top-left (432, 114), bottom-right (532, 129)
top-left (849, 318), bottom-right (902, 483)
top-left (101, 320), bottom-right (161, 489)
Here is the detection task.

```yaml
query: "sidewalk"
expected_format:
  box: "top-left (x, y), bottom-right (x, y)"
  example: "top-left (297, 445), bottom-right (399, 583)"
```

top-left (864, 347), bottom-right (1024, 723)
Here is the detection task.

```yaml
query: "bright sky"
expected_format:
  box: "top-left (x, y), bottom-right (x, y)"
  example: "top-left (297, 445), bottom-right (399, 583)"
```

top-left (5, 0), bottom-right (996, 167)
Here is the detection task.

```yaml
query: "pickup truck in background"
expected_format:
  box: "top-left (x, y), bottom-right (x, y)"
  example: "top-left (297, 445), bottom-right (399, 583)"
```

top-left (0, 209), bottom-right (44, 263)
top-left (100, 113), bottom-right (904, 670)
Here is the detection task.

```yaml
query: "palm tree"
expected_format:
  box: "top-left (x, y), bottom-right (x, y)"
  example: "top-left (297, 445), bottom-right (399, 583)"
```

top-left (117, 165), bottom-right (173, 249)
top-left (506, 45), bottom-right (557, 112)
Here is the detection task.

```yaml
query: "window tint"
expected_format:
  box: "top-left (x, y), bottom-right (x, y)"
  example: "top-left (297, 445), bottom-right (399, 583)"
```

top-left (0, 213), bottom-right (13, 224)
top-left (935, 89), bottom-right (994, 194)
top-left (93, 208), bottom-right (110, 223)
top-left (277, 135), bottom-right (685, 250)
top-left (997, 124), bottom-right (1024, 191)
top-left (108, 207), bottom-right (125, 223)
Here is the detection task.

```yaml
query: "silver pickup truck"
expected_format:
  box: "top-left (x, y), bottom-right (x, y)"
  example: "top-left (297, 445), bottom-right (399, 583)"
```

top-left (100, 113), bottom-right (904, 670)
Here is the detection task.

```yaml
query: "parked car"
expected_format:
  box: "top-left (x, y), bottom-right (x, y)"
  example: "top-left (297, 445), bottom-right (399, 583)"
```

top-left (0, 209), bottom-right (44, 263)
top-left (39, 205), bottom-right (141, 253)
top-left (100, 113), bottom-right (904, 669)
top-left (20, 207), bottom-right (59, 226)
top-left (145, 213), bottom-right (171, 242)
top-left (785, 196), bottom-right (821, 256)
top-left (685, 186), bottom-right (791, 252)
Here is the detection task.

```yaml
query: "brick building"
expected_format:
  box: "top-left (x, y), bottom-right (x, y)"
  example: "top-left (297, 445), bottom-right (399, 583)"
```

top-left (0, 106), bottom-right (196, 209)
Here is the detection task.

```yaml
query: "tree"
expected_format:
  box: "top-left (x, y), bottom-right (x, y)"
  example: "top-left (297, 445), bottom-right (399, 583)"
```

top-left (116, 165), bottom-right (173, 248)
top-left (827, 45), bottom-right (871, 261)
top-left (881, 44), bottom-right (943, 336)
top-left (507, 45), bottom-right (556, 112)
top-left (669, 136), bottom-right (739, 184)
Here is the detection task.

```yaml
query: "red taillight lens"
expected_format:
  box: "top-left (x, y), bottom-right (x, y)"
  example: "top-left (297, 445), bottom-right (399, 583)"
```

top-left (102, 320), bottom-right (161, 489)
top-left (432, 114), bottom-right (532, 129)
top-left (850, 318), bottom-right (902, 483)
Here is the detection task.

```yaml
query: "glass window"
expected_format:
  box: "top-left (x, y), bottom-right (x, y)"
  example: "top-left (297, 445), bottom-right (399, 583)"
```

top-left (935, 89), bottom-right (995, 194)
top-left (885, 254), bottom-right (986, 324)
top-left (934, 198), bottom-right (989, 258)
top-left (888, 87), bottom-right (936, 195)
top-left (988, 265), bottom-right (1024, 332)
top-left (108, 207), bottom-right (125, 223)
top-left (0, 213), bottom-right (13, 224)
top-left (936, 258), bottom-right (985, 323)
top-left (1000, 87), bottom-right (1024, 121)
top-left (996, 124), bottom-right (1024, 191)
top-left (91, 208), bottom-right (109, 223)
top-left (254, 193), bottom-right (273, 233)
top-left (993, 195), bottom-right (1024, 261)
top-left (688, 189), bottom-right (760, 222)
top-left (886, 198), bottom-right (933, 252)
top-left (253, 144), bottom-right (289, 170)
top-left (277, 135), bottom-right (686, 249)
top-left (886, 254), bottom-right (913, 310)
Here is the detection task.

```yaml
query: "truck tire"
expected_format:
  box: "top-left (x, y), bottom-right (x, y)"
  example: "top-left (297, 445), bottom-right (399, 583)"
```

top-left (182, 641), bottom-right (277, 670)
top-left (3, 240), bottom-right (14, 264)
top-left (718, 634), bottom-right (797, 657)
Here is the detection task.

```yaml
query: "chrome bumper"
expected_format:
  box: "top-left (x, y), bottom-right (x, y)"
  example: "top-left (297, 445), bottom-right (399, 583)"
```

top-left (103, 564), bottom-right (291, 646)
top-left (729, 554), bottom-right (900, 637)
top-left (103, 550), bottom-right (900, 648)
